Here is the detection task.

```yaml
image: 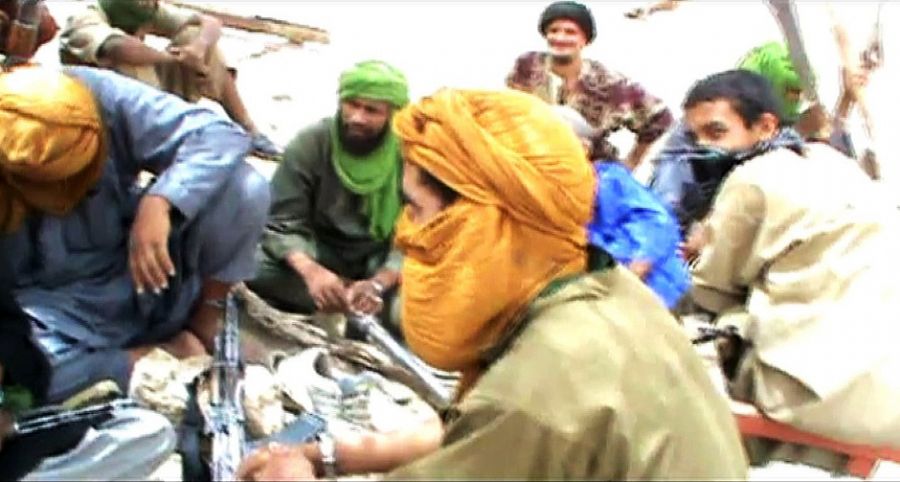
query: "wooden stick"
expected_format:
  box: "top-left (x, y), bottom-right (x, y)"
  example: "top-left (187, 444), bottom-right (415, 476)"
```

top-left (765, 0), bottom-right (819, 105)
top-left (169, 1), bottom-right (329, 45)
top-left (827, 3), bottom-right (881, 179)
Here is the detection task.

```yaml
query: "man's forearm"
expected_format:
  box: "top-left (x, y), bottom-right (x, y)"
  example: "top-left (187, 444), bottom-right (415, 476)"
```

top-left (305, 417), bottom-right (443, 476)
top-left (624, 140), bottom-right (653, 171)
top-left (833, 92), bottom-right (854, 128)
top-left (188, 14), bottom-right (222, 54)
top-left (98, 36), bottom-right (172, 66)
top-left (371, 269), bottom-right (401, 291)
top-left (285, 251), bottom-right (321, 281)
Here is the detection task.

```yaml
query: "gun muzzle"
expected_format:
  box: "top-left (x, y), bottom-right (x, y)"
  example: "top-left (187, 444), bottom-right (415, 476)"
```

top-left (347, 313), bottom-right (452, 410)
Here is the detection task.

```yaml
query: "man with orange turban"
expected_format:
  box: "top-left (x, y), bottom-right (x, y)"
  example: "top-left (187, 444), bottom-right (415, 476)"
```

top-left (237, 89), bottom-right (747, 480)
top-left (0, 65), bottom-right (270, 405)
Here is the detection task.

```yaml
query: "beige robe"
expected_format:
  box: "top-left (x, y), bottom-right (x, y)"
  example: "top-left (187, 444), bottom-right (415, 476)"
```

top-left (59, 3), bottom-right (229, 102)
top-left (693, 144), bottom-right (900, 448)
top-left (387, 269), bottom-right (748, 480)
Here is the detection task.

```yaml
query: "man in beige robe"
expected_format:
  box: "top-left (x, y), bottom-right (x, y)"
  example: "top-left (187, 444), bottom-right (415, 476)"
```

top-left (235, 89), bottom-right (748, 480)
top-left (59, 0), bottom-right (281, 159)
top-left (685, 69), bottom-right (900, 469)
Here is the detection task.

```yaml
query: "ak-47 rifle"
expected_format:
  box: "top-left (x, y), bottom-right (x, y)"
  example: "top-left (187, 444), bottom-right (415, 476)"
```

top-left (691, 325), bottom-right (739, 345)
top-left (206, 293), bottom-right (247, 482)
top-left (1, 398), bottom-right (137, 439)
top-left (346, 313), bottom-right (452, 411)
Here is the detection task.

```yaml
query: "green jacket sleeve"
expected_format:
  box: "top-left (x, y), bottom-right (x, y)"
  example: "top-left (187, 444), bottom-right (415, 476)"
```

top-left (261, 121), bottom-right (328, 262)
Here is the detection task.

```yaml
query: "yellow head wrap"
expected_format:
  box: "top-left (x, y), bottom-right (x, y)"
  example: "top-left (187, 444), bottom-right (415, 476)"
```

top-left (393, 89), bottom-right (596, 395)
top-left (0, 67), bottom-right (104, 233)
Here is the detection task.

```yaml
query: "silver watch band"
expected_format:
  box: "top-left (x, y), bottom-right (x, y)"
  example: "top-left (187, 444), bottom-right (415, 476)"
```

top-left (370, 279), bottom-right (385, 295)
top-left (316, 431), bottom-right (338, 478)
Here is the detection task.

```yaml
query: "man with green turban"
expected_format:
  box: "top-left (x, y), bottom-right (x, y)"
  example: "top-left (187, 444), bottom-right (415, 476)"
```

top-left (737, 41), bottom-right (805, 123)
top-left (58, 0), bottom-right (282, 159)
top-left (248, 60), bottom-right (408, 340)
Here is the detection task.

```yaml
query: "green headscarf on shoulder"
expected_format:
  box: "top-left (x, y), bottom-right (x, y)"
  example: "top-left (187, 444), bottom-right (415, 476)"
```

top-left (98, 0), bottom-right (158, 34)
top-left (737, 41), bottom-right (805, 122)
top-left (333, 60), bottom-right (409, 241)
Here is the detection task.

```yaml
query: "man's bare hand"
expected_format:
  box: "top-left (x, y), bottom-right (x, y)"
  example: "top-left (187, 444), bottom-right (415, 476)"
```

top-left (840, 65), bottom-right (870, 104)
top-left (166, 42), bottom-right (209, 76)
top-left (303, 265), bottom-right (348, 313)
top-left (627, 260), bottom-right (653, 280)
top-left (679, 222), bottom-right (707, 264)
top-left (129, 195), bottom-right (174, 295)
top-left (346, 279), bottom-right (384, 315)
top-left (795, 103), bottom-right (832, 141)
top-left (168, 41), bottom-right (213, 93)
top-left (238, 443), bottom-right (316, 481)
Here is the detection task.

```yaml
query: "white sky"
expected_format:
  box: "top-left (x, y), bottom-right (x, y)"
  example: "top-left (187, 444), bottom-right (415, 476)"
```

top-left (39, 1), bottom-right (900, 189)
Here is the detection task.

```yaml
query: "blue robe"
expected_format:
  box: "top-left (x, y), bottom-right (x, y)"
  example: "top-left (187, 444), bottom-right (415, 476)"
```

top-left (589, 161), bottom-right (690, 309)
top-left (2, 67), bottom-right (270, 402)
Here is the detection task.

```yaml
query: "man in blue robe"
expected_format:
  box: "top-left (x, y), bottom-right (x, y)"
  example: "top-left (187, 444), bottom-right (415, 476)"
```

top-left (0, 65), bottom-right (270, 403)
top-left (555, 106), bottom-right (690, 310)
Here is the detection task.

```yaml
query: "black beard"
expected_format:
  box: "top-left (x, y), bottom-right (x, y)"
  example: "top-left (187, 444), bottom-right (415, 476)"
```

top-left (550, 54), bottom-right (576, 66)
top-left (337, 120), bottom-right (389, 155)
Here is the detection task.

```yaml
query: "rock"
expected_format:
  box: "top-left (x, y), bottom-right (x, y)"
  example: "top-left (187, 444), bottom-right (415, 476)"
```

top-left (129, 348), bottom-right (212, 426)
top-left (242, 364), bottom-right (286, 438)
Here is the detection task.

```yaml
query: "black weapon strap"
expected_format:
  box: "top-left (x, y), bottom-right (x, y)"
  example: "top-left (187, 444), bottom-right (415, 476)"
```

top-left (0, 399), bottom-right (121, 480)
top-left (178, 373), bottom-right (211, 482)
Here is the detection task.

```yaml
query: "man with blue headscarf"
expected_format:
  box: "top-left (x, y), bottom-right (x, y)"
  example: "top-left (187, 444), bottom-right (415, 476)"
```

top-left (248, 60), bottom-right (409, 340)
top-left (649, 41), bottom-right (862, 245)
top-left (685, 68), bottom-right (900, 472)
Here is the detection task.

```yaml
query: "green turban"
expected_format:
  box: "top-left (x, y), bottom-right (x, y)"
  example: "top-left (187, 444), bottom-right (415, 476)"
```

top-left (98, 0), bottom-right (158, 34)
top-left (737, 41), bottom-right (804, 122)
top-left (332, 60), bottom-right (409, 241)
top-left (338, 60), bottom-right (410, 108)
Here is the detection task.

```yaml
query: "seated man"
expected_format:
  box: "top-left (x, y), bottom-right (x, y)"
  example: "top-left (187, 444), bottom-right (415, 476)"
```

top-left (58, 0), bottom-right (281, 158)
top-left (247, 60), bottom-right (407, 340)
top-left (0, 12), bottom-right (178, 480)
top-left (237, 89), bottom-right (748, 480)
top-left (685, 69), bottom-right (900, 469)
top-left (506, 1), bottom-right (674, 171)
top-left (650, 41), bottom-right (868, 241)
top-left (0, 65), bottom-right (270, 404)
top-left (555, 106), bottom-right (690, 311)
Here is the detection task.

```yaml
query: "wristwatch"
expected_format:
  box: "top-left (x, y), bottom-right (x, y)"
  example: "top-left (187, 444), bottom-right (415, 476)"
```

top-left (315, 431), bottom-right (338, 478)
top-left (369, 279), bottom-right (385, 295)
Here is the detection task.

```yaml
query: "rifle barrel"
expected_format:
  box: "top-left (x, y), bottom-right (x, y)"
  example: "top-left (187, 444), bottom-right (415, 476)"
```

top-left (347, 314), bottom-right (452, 410)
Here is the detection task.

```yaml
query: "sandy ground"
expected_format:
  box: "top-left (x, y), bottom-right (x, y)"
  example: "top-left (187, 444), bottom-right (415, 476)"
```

top-left (35, 1), bottom-right (900, 479)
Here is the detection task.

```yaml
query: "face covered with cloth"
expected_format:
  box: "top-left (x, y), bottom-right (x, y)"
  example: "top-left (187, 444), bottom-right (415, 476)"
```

top-left (392, 88), bottom-right (596, 397)
top-left (0, 67), bottom-right (105, 234)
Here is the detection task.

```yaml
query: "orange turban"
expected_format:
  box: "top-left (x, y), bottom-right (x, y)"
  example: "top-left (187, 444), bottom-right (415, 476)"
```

top-left (393, 89), bottom-right (596, 395)
top-left (0, 67), bottom-right (105, 233)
